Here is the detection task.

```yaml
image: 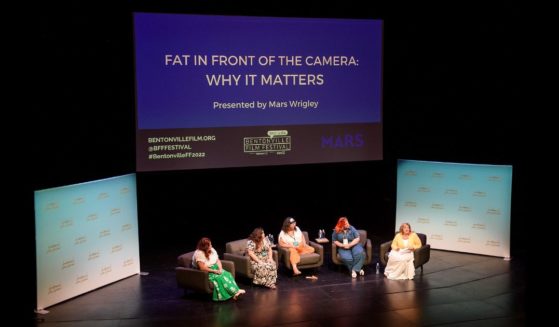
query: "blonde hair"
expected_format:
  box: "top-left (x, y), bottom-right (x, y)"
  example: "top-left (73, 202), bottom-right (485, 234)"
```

top-left (399, 223), bottom-right (411, 234)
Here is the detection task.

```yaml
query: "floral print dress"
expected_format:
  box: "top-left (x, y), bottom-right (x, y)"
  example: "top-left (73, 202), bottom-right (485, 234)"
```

top-left (247, 239), bottom-right (277, 287)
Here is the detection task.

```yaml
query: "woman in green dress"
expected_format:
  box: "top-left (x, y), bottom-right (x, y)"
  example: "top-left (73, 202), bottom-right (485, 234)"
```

top-left (192, 237), bottom-right (246, 301)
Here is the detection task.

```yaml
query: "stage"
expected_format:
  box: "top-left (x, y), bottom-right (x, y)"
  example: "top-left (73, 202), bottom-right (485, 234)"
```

top-left (33, 249), bottom-right (525, 326)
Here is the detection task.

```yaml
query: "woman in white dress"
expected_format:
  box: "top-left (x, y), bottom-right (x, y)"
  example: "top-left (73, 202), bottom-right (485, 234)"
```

top-left (384, 223), bottom-right (422, 280)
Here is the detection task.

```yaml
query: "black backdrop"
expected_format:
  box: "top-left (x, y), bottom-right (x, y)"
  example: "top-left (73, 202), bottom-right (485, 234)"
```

top-left (26, 0), bottom-right (528, 317)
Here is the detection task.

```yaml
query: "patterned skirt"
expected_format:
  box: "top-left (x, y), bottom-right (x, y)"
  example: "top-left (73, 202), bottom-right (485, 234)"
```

top-left (250, 260), bottom-right (277, 287)
top-left (208, 263), bottom-right (240, 301)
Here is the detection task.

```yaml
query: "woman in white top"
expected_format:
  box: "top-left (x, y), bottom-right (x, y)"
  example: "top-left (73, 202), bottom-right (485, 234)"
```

top-left (192, 237), bottom-right (245, 301)
top-left (384, 223), bottom-right (422, 280)
top-left (278, 217), bottom-right (315, 275)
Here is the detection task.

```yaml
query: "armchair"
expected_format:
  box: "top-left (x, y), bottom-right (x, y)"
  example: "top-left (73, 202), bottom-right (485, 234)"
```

top-left (379, 232), bottom-right (431, 272)
top-left (224, 238), bottom-right (278, 280)
top-left (277, 231), bottom-right (324, 272)
top-left (331, 229), bottom-right (373, 267)
top-left (175, 251), bottom-right (235, 294)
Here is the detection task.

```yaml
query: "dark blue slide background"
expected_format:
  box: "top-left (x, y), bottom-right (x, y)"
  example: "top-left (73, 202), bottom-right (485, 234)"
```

top-left (134, 13), bottom-right (382, 129)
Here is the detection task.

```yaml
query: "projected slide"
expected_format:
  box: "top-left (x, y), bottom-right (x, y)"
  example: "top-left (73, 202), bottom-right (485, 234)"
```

top-left (133, 13), bottom-right (383, 171)
top-left (35, 174), bottom-right (140, 309)
top-left (395, 160), bottom-right (512, 258)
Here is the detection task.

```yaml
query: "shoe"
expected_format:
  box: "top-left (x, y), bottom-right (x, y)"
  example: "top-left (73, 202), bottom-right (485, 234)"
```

top-left (359, 269), bottom-right (365, 276)
top-left (351, 270), bottom-right (357, 278)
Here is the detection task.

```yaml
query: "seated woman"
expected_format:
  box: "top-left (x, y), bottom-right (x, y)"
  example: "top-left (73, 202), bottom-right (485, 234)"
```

top-left (332, 216), bottom-right (365, 278)
top-left (192, 237), bottom-right (246, 301)
top-left (384, 222), bottom-right (422, 280)
top-left (278, 217), bottom-right (315, 276)
top-left (247, 227), bottom-right (278, 289)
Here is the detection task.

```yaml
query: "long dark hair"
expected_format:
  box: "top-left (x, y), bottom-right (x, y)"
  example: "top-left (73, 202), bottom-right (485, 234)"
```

top-left (282, 217), bottom-right (295, 232)
top-left (249, 227), bottom-right (265, 244)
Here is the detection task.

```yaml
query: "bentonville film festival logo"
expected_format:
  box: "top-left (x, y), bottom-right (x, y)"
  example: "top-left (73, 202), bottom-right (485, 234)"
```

top-left (243, 130), bottom-right (292, 155)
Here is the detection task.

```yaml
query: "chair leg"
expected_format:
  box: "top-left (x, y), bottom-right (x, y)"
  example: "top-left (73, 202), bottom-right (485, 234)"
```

top-left (420, 265), bottom-right (423, 273)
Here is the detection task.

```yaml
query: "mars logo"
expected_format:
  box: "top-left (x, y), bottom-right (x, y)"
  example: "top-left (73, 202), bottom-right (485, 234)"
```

top-left (244, 130), bottom-right (291, 155)
top-left (321, 133), bottom-right (364, 148)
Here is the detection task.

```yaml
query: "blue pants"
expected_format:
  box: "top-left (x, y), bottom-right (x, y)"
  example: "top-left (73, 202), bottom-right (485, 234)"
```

top-left (338, 244), bottom-right (365, 272)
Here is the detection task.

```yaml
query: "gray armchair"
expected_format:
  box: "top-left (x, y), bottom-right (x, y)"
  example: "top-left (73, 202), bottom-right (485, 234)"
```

top-left (379, 232), bottom-right (431, 272)
top-left (224, 239), bottom-right (278, 279)
top-left (331, 229), bottom-right (373, 266)
top-left (175, 251), bottom-right (235, 294)
top-left (277, 231), bottom-right (324, 272)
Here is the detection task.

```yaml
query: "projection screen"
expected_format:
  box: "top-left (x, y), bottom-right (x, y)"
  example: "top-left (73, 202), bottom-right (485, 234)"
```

top-left (133, 13), bottom-right (383, 171)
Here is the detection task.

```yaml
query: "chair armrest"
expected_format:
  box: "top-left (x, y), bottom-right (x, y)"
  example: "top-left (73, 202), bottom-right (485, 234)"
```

top-left (414, 244), bottom-right (431, 268)
top-left (379, 241), bottom-right (391, 266)
top-left (331, 242), bottom-right (340, 265)
top-left (308, 241), bottom-right (324, 266)
top-left (365, 239), bottom-right (373, 264)
top-left (175, 267), bottom-right (211, 293)
top-left (272, 250), bottom-right (279, 266)
top-left (221, 259), bottom-right (235, 278)
top-left (277, 245), bottom-right (291, 268)
top-left (223, 254), bottom-right (247, 277)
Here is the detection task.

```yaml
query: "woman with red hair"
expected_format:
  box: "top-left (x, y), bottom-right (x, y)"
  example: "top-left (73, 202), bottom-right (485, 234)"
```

top-left (332, 217), bottom-right (365, 278)
top-left (192, 237), bottom-right (245, 301)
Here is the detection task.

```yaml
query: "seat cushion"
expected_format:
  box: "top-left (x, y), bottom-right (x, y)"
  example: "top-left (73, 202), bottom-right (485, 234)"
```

top-left (299, 253), bottom-right (321, 265)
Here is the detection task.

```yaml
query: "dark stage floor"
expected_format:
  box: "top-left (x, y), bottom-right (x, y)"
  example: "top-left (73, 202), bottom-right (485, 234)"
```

top-left (33, 250), bottom-right (526, 326)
